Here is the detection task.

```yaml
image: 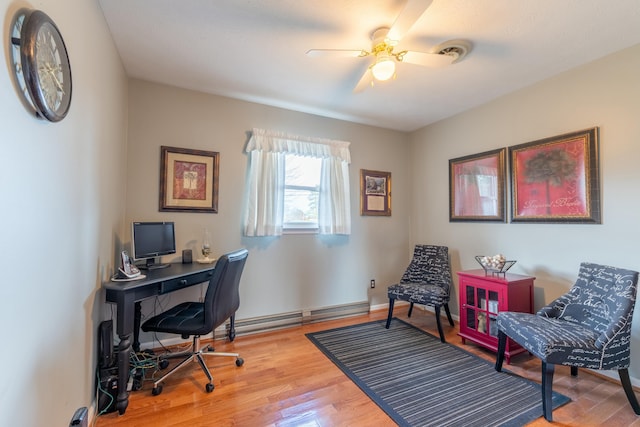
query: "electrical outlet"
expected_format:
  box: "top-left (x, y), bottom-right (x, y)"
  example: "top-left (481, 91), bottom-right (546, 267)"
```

top-left (370, 279), bottom-right (375, 289)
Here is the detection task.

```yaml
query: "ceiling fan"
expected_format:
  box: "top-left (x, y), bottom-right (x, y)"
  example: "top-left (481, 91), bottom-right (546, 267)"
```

top-left (306, 0), bottom-right (471, 92)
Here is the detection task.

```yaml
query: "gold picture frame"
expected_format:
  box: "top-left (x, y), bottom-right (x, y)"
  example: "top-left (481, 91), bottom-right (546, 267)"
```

top-left (449, 148), bottom-right (507, 222)
top-left (159, 146), bottom-right (219, 213)
top-left (360, 169), bottom-right (391, 216)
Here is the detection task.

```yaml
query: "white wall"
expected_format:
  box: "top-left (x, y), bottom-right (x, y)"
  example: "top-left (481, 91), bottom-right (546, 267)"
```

top-left (125, 80), bottom-right (411, 344)
top-left (409, 43), bottom-right (640, 382)
top-left (0, 0), bottom-right (128, 425)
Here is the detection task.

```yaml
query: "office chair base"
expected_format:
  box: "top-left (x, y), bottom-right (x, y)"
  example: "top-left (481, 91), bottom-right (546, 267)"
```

top-left (151, 337), bottom-right (243, 395)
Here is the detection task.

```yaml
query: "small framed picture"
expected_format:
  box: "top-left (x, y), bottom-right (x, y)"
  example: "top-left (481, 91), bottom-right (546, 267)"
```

top-left (160, 146), bottom-right (219, 213)
top-left (360, 169), bottom-right (391, 216)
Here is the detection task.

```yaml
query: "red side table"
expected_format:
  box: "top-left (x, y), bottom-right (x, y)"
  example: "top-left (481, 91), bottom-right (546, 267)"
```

top-left (457, 269), bottom-right (535, 364)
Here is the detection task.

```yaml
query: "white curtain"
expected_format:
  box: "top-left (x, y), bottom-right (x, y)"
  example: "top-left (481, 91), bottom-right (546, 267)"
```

top-left (243, 128), bottom-right (351, 236)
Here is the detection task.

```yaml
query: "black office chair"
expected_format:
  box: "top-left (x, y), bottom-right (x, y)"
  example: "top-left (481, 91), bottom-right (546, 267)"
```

top-left (141, 248), bottom-right (248, 395)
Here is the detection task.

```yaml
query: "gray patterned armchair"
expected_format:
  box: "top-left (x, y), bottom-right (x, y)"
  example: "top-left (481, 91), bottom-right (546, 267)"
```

top-left (495, 262), bottom-right (640, 422)
top-left (386, 245), bottom-right (454, 342)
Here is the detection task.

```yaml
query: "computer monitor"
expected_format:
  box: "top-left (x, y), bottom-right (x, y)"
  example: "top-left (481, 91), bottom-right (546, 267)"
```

top-left (131, 221), bottom-right (176, 269)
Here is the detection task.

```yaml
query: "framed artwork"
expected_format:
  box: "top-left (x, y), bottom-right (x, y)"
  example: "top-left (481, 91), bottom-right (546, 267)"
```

top-left (449, 148), bottom-right (506, 222)
top-left (159, 146), bottom-right (219, 213)
top-left (509, 127), bottom-right (600, 223)
top-left (360, 169), bottom-right (391, 216)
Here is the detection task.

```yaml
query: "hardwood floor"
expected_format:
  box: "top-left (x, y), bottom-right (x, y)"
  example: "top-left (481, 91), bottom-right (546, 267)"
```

top-left (95, 309), bottom-right (640, 427)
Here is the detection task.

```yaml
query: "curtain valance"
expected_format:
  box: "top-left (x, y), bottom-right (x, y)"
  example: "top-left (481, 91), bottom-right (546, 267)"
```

top-left (247, 128), bottom-right (351, 163)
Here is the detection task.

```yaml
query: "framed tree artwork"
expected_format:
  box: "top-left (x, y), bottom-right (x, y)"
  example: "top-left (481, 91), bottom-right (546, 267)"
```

top-left (449, 148), bottom-right (507, 222)
top-left (509, 127), bottom-right (600, 223)
top-left (159, 146), bottom-right (219, 213)
top-left (360, 169), bottom-right (391, 216)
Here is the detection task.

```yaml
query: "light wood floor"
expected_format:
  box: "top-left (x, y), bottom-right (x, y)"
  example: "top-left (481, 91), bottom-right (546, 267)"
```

top-left (95, 309), bottom-right (640, 427)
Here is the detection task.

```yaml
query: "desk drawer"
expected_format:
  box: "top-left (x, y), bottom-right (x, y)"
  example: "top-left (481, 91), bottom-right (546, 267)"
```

top-left (159, 270), bottom-right (214, 294)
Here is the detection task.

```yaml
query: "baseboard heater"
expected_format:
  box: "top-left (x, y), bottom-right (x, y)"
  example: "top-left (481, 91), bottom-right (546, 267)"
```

top-left (215, 301), bottom-right (370, 339)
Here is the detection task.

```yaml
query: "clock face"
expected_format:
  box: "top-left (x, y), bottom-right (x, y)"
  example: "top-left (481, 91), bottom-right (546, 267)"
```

top-left (12, 9), bottom-right (72, 122)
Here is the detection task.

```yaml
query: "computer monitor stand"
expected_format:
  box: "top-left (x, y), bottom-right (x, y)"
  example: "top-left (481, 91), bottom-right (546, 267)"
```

top-left (138, 257), bottom-right (171, 270)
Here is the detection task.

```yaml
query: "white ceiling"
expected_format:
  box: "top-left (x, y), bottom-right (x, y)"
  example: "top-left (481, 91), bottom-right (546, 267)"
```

top-left (98, 0), bottom-right (640, 132)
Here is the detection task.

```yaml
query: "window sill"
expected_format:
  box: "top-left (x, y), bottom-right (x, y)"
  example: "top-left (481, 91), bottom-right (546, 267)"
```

top-left (283, 227), bottom-right (319, 235)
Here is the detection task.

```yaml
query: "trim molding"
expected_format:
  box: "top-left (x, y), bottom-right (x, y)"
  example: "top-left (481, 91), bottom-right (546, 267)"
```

top-left (216, 301), bottom-right (371, 338)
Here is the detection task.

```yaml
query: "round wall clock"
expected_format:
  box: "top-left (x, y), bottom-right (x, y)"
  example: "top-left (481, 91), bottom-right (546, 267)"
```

top-left (10, 9), bottom-right (72, 122)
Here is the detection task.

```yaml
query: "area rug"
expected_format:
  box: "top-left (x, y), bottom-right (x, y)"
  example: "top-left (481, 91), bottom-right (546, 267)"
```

top-left (306, 318), bottom-right (570, 427)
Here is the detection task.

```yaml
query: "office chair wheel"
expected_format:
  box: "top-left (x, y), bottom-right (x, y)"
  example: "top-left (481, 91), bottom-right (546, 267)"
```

top-left (236, 357), bottom-right (244, 367)
top-left (159, 359), bottom-right (170, 370)
top-left (152, 385), bottom-right (163, 396)
top-left (206, 383), bottom-right (214, 393)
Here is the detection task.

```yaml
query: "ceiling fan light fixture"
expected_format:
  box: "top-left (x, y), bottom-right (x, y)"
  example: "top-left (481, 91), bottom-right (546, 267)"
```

top-left (371, 54), bottom-right (396, 81)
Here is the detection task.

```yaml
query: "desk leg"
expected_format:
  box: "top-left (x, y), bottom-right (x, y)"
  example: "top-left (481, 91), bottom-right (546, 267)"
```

top-left (115, 332), bottom-right (132, 415)
top-left (133, 302), bottom-right (142, 353)
top-left (115, 293), bottom-right (135, 415)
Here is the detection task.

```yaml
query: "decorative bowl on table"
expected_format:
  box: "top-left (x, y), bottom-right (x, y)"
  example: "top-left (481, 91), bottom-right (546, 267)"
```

top-left (475, 255), bottom-right (516, 276)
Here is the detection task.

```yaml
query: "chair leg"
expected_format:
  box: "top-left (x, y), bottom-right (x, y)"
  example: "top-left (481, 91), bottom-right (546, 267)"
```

top-left (444, 303), bottom-right (454, 326)
top-left (619, 369), bottom-right (640, 415)
top-left (542, 362), bottom-right (555, 422)
top-left (434, 305), bottom-right (446, 343)
top-left (408, 302), bottom-right (414, 317)
top-left (385, 299), bottom-right (395, 329)
top-left (151, 335), bottom-right (242, 395)
top-left (196, 353), bottom-right (213, 383)
top-left (495, 331), bottom-right (507, 372)
top-left (152, 353), bottom-right (196, 389)
top-left (202, 350), bottom-right (241, 358)
top-left (229, 315), bottom-right (236, 342)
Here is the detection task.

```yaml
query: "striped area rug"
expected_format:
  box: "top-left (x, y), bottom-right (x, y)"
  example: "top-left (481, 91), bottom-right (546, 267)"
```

top-left (306, 318), bottom-right (570, 427)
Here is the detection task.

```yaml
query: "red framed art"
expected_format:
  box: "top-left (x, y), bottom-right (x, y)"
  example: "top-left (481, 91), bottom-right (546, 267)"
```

top-left (509, 127), bottom-right (600, 223)
top-left (160, 146), bottom-right (219, 213)
top-left (449, 148), bottom-right (506, 222)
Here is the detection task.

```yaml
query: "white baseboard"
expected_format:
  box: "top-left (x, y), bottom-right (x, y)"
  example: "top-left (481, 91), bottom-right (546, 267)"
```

top-left (139, 301), bottom-right (372, 347)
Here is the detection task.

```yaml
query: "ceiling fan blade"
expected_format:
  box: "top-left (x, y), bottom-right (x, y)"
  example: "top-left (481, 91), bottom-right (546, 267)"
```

top-left (353, 68), bottom-right (373, 93)
top-left (401, 51), bottom-right (454, 67)
top-left (387, 0), bottom-right (434, 42)
top-left (306, 49), bottom-right (368, 58)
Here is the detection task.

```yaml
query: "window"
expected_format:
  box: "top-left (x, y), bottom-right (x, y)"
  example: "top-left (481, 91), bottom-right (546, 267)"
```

top-left (283, 155), bottom-right (321, 231)
top-left (243, 128), bottom-right (351, 237)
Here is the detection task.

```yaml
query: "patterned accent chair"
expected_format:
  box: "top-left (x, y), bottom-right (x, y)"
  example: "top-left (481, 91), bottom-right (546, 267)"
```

top-left (386, 245), bottom-right (454, 343)
top-left (495, 262), bottom-right (640, 422)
